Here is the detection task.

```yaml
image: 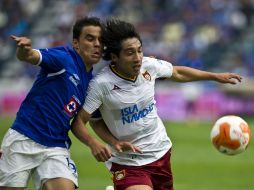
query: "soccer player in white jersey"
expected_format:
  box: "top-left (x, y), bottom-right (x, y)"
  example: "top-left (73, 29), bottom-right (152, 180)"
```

top-left (71, 19), bottom-right (242, 190)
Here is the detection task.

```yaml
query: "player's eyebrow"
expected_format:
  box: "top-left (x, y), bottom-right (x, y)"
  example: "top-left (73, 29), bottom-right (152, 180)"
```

top-left (85, 34), bottom-right (96, 38)
top-left (124, 45), bottom-right (142, 52)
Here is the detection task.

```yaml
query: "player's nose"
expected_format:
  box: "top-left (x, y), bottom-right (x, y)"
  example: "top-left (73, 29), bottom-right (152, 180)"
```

top-left (133, 52), bottom-right (142, 63)
top-left (94, 38), bottom-right (101, 47)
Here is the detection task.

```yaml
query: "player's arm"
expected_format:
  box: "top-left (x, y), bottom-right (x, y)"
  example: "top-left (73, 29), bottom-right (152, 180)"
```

top-left (170, 66), bottom-right (242, 84)
top-left (90, 119), bottom-right (142, 153)
top-left (89, 119), bottom-right (119, 147)
top-left (71, 109), bottom-right (112, 162)
top-left (71, 108), bottom-right (94, 146)
top-left (11, 35), bottom-right (40, 65)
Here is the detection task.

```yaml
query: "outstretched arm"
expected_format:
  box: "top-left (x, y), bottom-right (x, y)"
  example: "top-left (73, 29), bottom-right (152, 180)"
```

top-left (170, 66), bottom-right (242, 84)
top-left (71, 109), bottom-right (112, 162)
top-left (11, 35), bottom-right (40, 65)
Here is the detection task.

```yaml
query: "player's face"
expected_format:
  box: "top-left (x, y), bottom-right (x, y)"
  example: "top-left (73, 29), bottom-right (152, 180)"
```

top-left (73, 25), bottom-right (102, 70)
top-left (113, 38), bottom-right (143, 79)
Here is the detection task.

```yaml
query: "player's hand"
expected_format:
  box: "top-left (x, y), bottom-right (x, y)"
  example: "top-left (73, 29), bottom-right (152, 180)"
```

top-left (113, 141), bottom-right (142, 154)
top-left (11, 35), bottom-right (32, 50)
top-left (88, 138), bottom-right (112, 162)
top-left (215, 73), bottom-right (242, 84)
top-left (10, 35), bottom-right (40, 64)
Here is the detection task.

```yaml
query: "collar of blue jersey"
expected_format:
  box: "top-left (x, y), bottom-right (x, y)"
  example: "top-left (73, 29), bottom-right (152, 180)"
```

top-left (109, 63), bottom-right (137, 82)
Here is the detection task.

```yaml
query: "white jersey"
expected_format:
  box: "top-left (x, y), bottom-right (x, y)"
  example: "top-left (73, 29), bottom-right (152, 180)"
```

top-left (83, 57), bottom-right (173, 166)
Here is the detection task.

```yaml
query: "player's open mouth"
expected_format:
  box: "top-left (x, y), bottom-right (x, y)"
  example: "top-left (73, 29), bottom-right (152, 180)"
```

top-left (133, 65), bottom-right (141, 71)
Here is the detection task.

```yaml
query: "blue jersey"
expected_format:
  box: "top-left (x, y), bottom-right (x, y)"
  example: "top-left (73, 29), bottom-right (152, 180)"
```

top-left (11, 46), bottom-right (92, 148)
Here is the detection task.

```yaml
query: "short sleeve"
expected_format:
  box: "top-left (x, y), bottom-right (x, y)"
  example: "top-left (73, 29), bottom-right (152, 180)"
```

top-left (39, 47), bottom-right (69, 72)
top-left (90, 109), bottom-right (102, 121)
top-left (82, 79), bottom-right (103, 114)
top-left (153, 58), bottom-right (173, 79)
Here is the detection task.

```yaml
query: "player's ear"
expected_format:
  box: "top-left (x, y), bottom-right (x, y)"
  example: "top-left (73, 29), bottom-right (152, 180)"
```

top-left (73, 39), bottom-right (79, 50)
top-left (111, 53), bottom-right (118, 62)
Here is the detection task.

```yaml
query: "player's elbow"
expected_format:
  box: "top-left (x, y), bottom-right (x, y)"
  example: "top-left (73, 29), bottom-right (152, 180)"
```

top-left (17, 50), bottom-right (40, 65)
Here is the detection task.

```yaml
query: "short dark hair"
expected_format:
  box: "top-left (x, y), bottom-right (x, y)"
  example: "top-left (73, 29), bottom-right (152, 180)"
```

top-left (72, 17), bottom-right (102, 40)
top-left (102, 18), bottom-right (142, 61)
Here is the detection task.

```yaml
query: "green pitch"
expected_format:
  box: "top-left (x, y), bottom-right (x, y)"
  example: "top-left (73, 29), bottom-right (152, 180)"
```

top-left (0, 117), bottom-right (253, 190)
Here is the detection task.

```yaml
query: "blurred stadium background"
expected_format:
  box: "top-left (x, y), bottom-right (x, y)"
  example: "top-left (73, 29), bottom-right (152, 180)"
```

top-left (0, 0), bottom-right (254, 190)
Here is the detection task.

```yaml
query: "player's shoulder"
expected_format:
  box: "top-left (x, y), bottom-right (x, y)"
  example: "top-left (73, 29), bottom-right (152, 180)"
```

top-left (143, 56), bottom-right (171, 64)
top-left (92, 65), bottom-right (111, 83)
top-left (39, 45), bottom-right (69, 54)
top-left (142, 56), bottom-right (163, 69)
top-left (39, 45), bottom-right (72, 60)
top-left (142, 56), bottom-right (157, 64)
top-left (143, 56), bottom-right (172, 68)
top-left (143, 56), bottom-right (164, 65)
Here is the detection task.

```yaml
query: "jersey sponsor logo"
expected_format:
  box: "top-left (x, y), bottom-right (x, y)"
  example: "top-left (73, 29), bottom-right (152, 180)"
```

top-left (64, 96), bottom-right (80, 117)
top-left (112, 85), bottom-right (121, 90)
top-left (142, 70), bottom-right (151, 81)
top-left (121, 103), bottom-right (155, 125)
top-left (113, 170), bottom-right (125, 181)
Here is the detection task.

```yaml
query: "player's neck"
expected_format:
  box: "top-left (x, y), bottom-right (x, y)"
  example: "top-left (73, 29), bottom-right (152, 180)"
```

top-left (110, 64), bottom-right (137, 81)
top-left (84, 62), bottom-right (93, 72)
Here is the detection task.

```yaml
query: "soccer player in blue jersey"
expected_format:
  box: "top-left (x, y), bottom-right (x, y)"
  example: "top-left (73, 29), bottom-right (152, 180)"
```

top-left (0, 17), bottom-right (114, 190)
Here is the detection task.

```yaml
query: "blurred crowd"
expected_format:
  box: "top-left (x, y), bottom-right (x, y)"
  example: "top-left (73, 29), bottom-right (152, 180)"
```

top-left (0, 0), bottom-right (42, 65)
top-left (1, 0), bottom-right (254, 79)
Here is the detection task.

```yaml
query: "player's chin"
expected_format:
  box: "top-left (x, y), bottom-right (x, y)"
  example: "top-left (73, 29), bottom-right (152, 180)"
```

top-left (133, 64), bottom-right (141, 72)
top-left (90, 56), bottom-right (101, 64)
top-left (132, 70), bottom-right (140, 76)
top-left (133, 67), bottom-right (141, 74)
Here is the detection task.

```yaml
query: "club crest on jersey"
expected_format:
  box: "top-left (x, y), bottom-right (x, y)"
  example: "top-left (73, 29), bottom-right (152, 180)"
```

top-left (113, 170), bottom-right (125, 181)
top-left (142, 70), bottom-right (151, 81)
top-left (64, 97), bottom-right (80, 117)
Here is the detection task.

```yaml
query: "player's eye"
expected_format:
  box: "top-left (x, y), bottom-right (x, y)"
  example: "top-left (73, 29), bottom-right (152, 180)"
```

top-left (124, 49), bottom-right (134, 55)
top-left (85, 35), bottom-right (94, 42)
top-left (127, 51), bottom-right (134, 55)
